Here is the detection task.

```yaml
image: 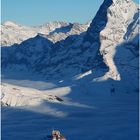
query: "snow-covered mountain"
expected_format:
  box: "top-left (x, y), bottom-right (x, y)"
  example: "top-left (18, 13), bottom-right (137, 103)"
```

top-left (2, 0), bottom-right (139, 79)
top-left (1, 0), bottom-right (139, 104)
top-left (84, 0), bottom-right (139, 80)
top-left (1, 21), bottom-right (89, 46)
top-left (100, 0), bottom-right (139, 80)
top-left (1, 1), bottom-right (139, 140)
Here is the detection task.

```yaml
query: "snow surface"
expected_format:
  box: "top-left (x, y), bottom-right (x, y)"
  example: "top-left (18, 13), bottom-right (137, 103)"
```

top-left (1, 68), bottom-right (138, 140)
top-left (1, 0), bottom-right (139, 140)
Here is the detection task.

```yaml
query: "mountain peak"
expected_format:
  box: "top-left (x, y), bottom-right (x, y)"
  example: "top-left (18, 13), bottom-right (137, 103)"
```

top-left (83, 0), bottom-right (138, 80)
top-left (3, 21), bottom-right (19, 27)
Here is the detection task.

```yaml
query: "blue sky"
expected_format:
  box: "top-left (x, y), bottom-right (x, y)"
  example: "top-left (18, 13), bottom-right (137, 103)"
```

top-left (1, 0), bottom-right (139, 26)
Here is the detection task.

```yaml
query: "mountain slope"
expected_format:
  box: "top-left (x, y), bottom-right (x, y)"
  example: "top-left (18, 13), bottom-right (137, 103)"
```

top-left (1, 34), bottom-right (54, 71)
top-left (1, 1), bottom-right (139, 140)
top-left (2, 0), bottom-right (139, 81)
top-left (38, 0), bottom-right (139, 79)
top-left (99, 0), bottom-right (139, 80)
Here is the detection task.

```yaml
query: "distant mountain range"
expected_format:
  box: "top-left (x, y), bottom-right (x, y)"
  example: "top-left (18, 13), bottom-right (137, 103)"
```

top-left (1, 21), bottom-right (90, 46)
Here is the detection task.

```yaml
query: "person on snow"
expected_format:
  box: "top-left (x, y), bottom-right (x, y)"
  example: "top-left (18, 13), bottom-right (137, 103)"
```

top-left (47, 130), bottom-right (66, 140)
top-left (110, 84), bottom-right (115, 96)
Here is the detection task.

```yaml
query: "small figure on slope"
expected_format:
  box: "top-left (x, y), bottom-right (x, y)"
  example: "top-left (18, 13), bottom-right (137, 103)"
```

top-left (47, 130), bottom-right (66, 140)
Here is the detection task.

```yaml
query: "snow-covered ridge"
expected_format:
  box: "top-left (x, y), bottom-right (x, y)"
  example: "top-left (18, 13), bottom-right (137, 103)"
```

top-left (1, 83), bottom-right (66, 106)
top-left (1, 21), bottom-right (89, 46)
top-left (3, 21), bottom-right (19, 27)
top-left (99, 0), bottom-right (139, 80)
top-left (83, 0), bottom-right (139, 81)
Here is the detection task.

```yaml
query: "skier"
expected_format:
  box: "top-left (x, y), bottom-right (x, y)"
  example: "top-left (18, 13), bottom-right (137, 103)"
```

top-left (52, 130), bottom-right (60, 140)
top-left (110, 84), bottom-right (115, 96)
top-left (47, 130), bottom-right (66, 140)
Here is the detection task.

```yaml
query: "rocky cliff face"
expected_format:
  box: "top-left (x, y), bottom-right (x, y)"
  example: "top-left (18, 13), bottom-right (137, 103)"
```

top-left (99, 0), bottom-right (138, 80)
top-left (83, 0), bottom-right (139, 80)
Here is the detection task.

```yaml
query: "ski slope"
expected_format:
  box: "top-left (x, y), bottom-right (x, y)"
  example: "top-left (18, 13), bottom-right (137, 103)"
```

top-left (1, 69), bottom-right (138, 140)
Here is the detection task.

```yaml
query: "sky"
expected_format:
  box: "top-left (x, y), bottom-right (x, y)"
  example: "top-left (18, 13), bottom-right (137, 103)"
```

top-left (1, 0), bottom-right (139, 26)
